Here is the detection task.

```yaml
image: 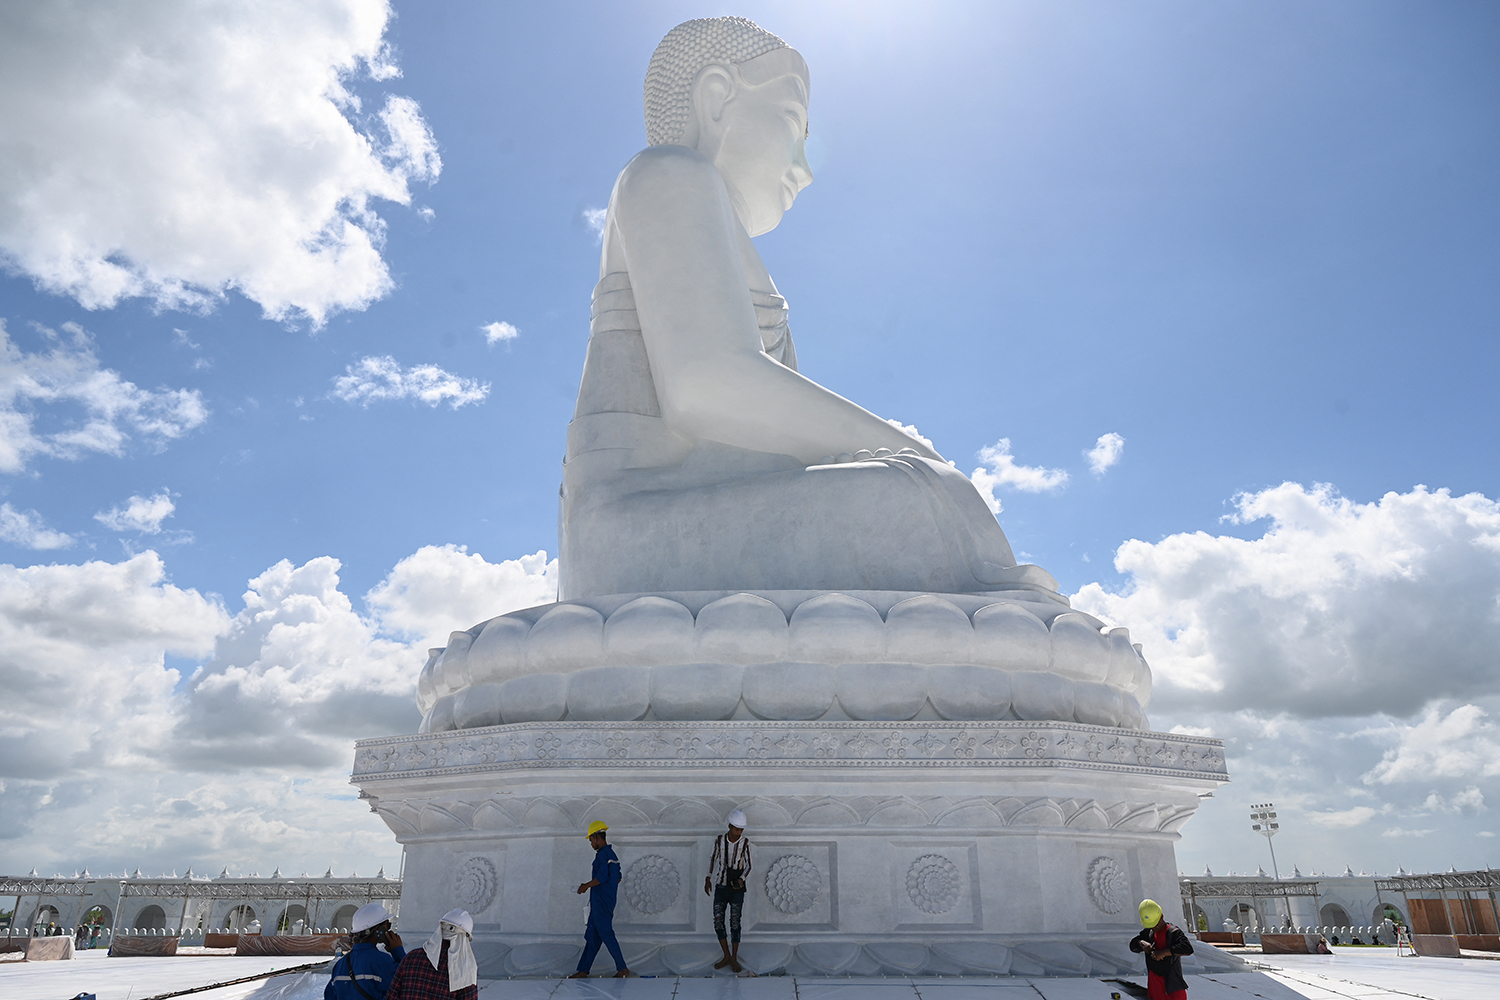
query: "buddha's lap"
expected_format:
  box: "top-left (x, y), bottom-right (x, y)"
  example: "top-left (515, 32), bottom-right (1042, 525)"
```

top-left (559, 455), bottom-right (1019, 599)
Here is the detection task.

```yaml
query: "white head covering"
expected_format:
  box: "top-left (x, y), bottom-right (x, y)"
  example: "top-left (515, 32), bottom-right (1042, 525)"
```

top-left (727, 808), bottom-right (747, 829)
top-left (351, 903), bottom-right (390, 933)
top-left (422, 908), bottom-right (477, 991)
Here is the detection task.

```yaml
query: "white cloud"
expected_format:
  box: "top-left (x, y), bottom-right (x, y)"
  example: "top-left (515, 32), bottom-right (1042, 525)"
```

top-left (365, 544), bottom-right (556, 650)
top-left (1086, 432), bottom-right (1125, 475)
top-left (0, 504), bottom-right (73, 549)
top-left (377, 96), bottom-right (441, 186)
top-left (1161, 704), bottom-right (1500, 876)
top-left (1308, 805), bottom-right (1379, 828)
top-left (95, 491), bottom-right (176, 534)
top-left (1364, 705), bottom-right (1500, 786)
top-left (0, 320), bottom-right (207, 473)
top-left (0, 0), bottom-right (440, 326)
top-left (0, 552), bottom-right (229, 786)
top-left (1070, 481), bottom-right (1500, 874)
top-left (330, 356), bottom-right (489, 409)
top-left (583, 207), bottom-right (608, 243)
top-left (0, 543), bottom-right (556, 874)
top-left (1072, 483), bottom-right (1500, 717)
top-left (970, 438), bottom-right (1069, 514)
top-left (482, 321), bottom-right (520, 346)
top-left (170, 555), bottom-right (423, 768)
top-left (885, 419), bottom-right (936, 453)
top-left (1452, 786), bottom-right (1487, 812)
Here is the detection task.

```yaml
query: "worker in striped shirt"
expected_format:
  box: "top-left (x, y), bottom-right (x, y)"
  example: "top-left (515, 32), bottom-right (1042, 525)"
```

top-left (704, 808), bottom-right (752, 974)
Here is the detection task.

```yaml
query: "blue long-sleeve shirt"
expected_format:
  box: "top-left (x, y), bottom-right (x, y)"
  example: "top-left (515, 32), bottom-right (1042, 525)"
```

top-left (590, 844), bottom-right (621, 913)
top-left (325, 941), bottom-right (407, 1000)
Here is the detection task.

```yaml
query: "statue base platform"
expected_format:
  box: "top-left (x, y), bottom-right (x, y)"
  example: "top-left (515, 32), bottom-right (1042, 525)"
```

top-left (351, 719), bottom-right (1230, 977)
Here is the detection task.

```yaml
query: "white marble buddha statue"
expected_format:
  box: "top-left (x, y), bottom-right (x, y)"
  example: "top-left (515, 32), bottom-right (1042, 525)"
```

top-left (561, 17), bottom-right (1056, 601)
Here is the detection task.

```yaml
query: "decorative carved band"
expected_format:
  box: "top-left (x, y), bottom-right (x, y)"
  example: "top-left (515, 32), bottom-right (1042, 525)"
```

top-left (352, 720), bottom-right (1226, 783)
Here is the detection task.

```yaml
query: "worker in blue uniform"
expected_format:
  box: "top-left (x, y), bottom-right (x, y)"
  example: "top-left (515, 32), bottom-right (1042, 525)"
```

top-left (569, 820), bottom-right (631, 978)
top-left (326, 902), bottom-right (406, 1000)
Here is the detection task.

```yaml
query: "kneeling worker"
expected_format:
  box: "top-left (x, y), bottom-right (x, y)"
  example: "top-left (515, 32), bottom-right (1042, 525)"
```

top-left (570, 820), bottom-right (630, 978)
top-left (326, 903), bottom-right (404, 1000)
top-left (1129, 898), bottom-right (1194, 1000)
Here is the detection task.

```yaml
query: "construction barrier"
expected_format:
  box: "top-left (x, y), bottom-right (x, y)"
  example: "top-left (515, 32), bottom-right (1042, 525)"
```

top-left (236, 933), bottom-right (346, 956)
top-left (25, 936), bottom-right (75, 961)
top-left (1410, 934), bottom-right (1461, 957)
top-left (110, 935), bottom-right (180, 957)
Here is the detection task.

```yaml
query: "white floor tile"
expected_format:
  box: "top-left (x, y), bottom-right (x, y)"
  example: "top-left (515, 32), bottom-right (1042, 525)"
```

top-left (795, 982), bottom-right (923, 1000)
top-left (0, 949), bottom-right (324, 1000)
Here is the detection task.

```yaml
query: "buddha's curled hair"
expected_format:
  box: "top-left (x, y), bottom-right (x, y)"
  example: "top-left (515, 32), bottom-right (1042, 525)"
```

top-left (644, 17), bottom-right (788, 146)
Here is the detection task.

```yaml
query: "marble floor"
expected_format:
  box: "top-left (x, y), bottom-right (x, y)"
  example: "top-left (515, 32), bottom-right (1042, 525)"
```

top-left (1253, 946), bottom-right (1500, 1000)
top-left (0, 947), bottom-right (323, 1000)
top-left (252, 971), bottom-right (1307, 1000)
top-left (6, 945), bottom-right (1498, 1000)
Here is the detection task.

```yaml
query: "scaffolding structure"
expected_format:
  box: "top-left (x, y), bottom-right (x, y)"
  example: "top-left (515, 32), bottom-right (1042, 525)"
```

top-left (1179, 876), bottom-right (1321, 932)
top-left (1, 872), bottom-right (402, 946)
top-left (0, 876), bottom-right (91, 951)
top-left (1374, 869), bottom-right (1500, 938)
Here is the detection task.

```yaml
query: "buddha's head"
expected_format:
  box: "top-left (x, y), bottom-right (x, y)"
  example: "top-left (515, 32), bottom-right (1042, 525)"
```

top-left (645, 17), bottom-right (813, 237)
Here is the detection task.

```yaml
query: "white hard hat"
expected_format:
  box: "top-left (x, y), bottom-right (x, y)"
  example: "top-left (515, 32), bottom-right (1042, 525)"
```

top-left (440, 908), bottom-right (474, 934)
top-left (351, 903), bottom-right (390, 933)
top-left (727, 809), bottom-right (747, 829)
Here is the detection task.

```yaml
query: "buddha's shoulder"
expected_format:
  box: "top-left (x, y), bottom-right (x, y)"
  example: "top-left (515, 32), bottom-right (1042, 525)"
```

top-left (617, 145), bottom-right (725, 198)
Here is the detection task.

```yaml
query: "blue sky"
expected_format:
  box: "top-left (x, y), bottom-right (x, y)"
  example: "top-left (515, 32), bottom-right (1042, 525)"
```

top-left (0, 1), bottom-right (1497, 880)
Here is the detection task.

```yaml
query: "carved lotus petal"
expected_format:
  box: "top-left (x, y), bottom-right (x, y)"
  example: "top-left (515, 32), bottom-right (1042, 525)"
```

top-left (623, 854), bottom-right (680, 914)
top-left (1087, 855), bottom-right (1129, 914)
top-left (454, 856), bottom-right (498, 911)
top-left (764, 854), bottom-right (821, 914)
top-left (906, 854), bottom-right (961, 914)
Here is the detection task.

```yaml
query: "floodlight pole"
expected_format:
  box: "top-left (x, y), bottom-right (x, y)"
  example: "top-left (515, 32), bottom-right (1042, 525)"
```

top-left (1249, 802), bottom-right (1281, 879)
top-left (1250, 802), bottom-right (1284, 926)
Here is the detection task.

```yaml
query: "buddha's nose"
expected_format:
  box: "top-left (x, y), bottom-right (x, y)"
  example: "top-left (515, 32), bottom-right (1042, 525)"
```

top-left (790, 148), bottom-right (813, 191)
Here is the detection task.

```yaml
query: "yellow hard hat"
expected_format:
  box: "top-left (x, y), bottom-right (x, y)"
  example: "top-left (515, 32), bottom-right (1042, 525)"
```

top-left (1139, 899), bottom-right (1163, 928)
top-left (587, 820), bottom-right (608, 837)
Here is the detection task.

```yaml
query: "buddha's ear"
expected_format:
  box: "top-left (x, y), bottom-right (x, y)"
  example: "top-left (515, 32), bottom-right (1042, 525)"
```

top-left (691, 64), bottom-right (737, 125)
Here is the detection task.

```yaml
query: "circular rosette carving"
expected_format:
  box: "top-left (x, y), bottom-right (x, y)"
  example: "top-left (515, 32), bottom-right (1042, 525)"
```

top-left (623, 855), bottom-right (680, 914)
top-left (906, 854), bottom-right (962, 914)
top-left (454, 856), bottom-right (498, 911)
top-left (1087, 855), bottom-right (1130, 914)
top-left (764, 855), bottom-right (821, 915)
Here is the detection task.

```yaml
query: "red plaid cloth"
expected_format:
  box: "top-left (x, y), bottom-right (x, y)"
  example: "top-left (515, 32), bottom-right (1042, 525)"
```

top-left (385, 941), bottom-right (478, 1000)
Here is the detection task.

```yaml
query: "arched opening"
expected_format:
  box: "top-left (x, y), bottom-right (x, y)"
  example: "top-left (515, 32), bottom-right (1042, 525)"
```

top-left (1320, 903), bottom-right (1352, 927)
top-left (79, 905), bottom-right (111, 947)
top-left (330, 904), bottom-right (359, 931)
top-left (133, 904), bottom-right (167, 931)
top-left (1375, 902), bottom-right (1406, 927)
top-left (226, 905), bottom-right (257, 932)
top-left (277, 904), bottom-right (309, 934)
top-left (32, 905), bottom-right (60, 933)
top-left (1179, 903), bottom-right (1207, 932)
top-left (1229, 902), bottom-right (1260, 930)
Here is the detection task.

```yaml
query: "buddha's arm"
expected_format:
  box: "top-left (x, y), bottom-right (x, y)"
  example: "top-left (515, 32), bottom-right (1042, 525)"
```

top-left (613, 147), bottom-right (943, 466)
